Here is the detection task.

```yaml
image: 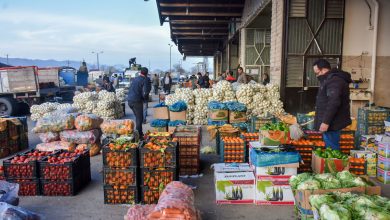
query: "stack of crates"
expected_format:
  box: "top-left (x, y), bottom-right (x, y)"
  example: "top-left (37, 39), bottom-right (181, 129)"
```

top-left (241, 132), bottom-right (259, 162)
top-left (250, 116), bottom-right (274, 132)
top-left (220, 137), bottom-right (246, 163)
top-left (139, 141), bottom-right (178, 204)
top-left (357, 107), bottom-right (389, 142)
top-left (102, 144), bottom-right (139, 204)
top-left (216, 130), bottom-right (241, 154)
top-left (173, 126), bottom-right (201, 176)
top-left (290, 140), bottom-right (314, 173)
top-left (39, 150), bottom-right (91, 196)
top-left (0, 117), bottom-right (29, 158)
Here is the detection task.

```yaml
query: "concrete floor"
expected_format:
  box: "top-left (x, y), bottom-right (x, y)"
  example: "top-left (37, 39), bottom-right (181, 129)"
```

top-left (6, 94), bottom-right (389, 220)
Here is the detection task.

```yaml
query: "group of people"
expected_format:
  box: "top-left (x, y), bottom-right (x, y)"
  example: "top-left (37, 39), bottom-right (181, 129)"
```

top-left (151, 72), bottom-right (172, 95)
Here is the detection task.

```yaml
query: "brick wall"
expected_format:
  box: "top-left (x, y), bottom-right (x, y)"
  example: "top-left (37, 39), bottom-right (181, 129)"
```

top-left (269, 0), bottom-right (284, 85)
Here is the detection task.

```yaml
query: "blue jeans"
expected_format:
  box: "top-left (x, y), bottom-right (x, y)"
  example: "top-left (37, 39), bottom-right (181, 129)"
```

top-left (323, 130), bottom-right (341, 150)
top-left (143, 102), bottom-right (148, 123)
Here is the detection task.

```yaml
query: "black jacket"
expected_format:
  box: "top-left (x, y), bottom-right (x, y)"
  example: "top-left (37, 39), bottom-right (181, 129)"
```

top-left (127, 75), bottom-right (151, 103)
top-left (314, 68), bottom-right (352, 131)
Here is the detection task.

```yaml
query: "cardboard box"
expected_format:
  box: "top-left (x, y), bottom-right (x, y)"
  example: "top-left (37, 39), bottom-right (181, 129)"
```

top-left (151, 126), bottom-right (168, 132)
top-left (377, 167), bottom-right (390, 184)
top-left (294, 183), bottom-right (381, 215)
top-left (311, 153), bottom-right (349, 174)
top-left (378, 143), bottom-right (390, 158)
top-left (229, 111), bottom-right (247, 123)
top-left (215, 172), bottom-right (255, 204)
top-left (168, 126), bottom-right (176, 133)
top-left (208, 109), bottom-right (228, 121)
top-left (367, 163), bottom-right (377, 177)
top-left (169, 111), bottom-right (186, 121)
top-left (378, 155), bottom-right (390, 170)
top-left (260, 130), bottom-right (289, 146)
top-left (213, 163), bottom-right (253, 173)
top-left (153, 107), bottom-right (169, 120)
top-left (255, 179), bottom-right (294, 205)
top-left (254, 163), bottom-right (299, 183)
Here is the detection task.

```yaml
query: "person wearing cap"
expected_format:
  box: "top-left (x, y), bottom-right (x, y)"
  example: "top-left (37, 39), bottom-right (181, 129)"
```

top-left (127, 67), bottom-right (151, 139)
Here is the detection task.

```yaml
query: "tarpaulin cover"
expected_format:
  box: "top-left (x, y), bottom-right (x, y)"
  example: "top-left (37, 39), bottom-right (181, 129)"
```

top-left (207, 119), bottom-right (227, 126)
top-left (150, 119), bottom-right (169, 127)
top-left (153, 102), bottom-right (167, 108)
top-left (250, 148), bottom-right (301, 167)
top-left (225, 101), bottom-right (247, 112)
top-left (208, 101), bottom-right (228, 110)
top-left (169, 101), bottom-right (188, 112)
top-left (231, 122), bottom-right (249, 131)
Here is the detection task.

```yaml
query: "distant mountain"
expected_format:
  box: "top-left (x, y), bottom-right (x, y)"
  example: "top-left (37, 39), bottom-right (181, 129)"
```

top-left (0, 57), bottom-right (127, 72)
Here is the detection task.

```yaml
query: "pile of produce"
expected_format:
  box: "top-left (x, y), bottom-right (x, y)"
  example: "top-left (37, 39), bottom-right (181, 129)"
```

top-left (30, 102), bottom-right (76, 121)
top-left (310, 192), bottom-right (390, 220)
top-left (209, 80), bottom-right (236, 102)
top-left (289, 171), bottom-right (369, 190)
top-left (165, 88), bottom-right (195, 124)
top-left (73, 91), bottom-right (124, 119)
top-left (115, 88), bottom-right (127, 102)
top-left (314, 148), bottom-right (349, 159)
top-left (193, 89), bottom-right (212, 125)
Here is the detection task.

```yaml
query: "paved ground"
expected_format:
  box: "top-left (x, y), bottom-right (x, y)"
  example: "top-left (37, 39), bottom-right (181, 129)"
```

top-left (5, 94), bottom-right (389, 220)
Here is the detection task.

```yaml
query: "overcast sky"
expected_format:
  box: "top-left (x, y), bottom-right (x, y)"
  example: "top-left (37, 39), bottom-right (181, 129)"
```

top-left (0, 0), bottom-right (210, 71)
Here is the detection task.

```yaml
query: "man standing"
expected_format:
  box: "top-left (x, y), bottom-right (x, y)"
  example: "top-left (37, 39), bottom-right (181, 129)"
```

top-left (236, 67), bottom-right (248, 84)
top-left (152, 74), bottom-right (159, 95)
top-left (127, 67), bottom-right (151, 139)
top-left (112, 74), bottom-right (119, 89)
top-left (201, 72), bottom-right (210, 88)
top-left (313, 59), bottom-right (352, 150)
top-left (163, 72), bottom-right (172, 94)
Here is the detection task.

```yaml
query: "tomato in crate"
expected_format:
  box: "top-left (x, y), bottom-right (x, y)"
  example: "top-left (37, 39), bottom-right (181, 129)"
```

top-left (40, 178), bottom-right (81, 196)
top-left (104, 185), bottom-right (138, 204)
top-left (140, 142), bottom-right (177, 169)
top-left (103, 167), bottom-right (138, 186)
top-left (38, 155), bottom-right (82, 180)
top-left (7, 179), bottom-right (40, 196)
top-left (141, 168), bottom-right (177, 188)
top-left (3, 156), bottom-right (39, 179)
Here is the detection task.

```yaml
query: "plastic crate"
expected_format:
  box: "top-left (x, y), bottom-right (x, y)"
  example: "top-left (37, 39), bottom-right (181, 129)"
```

top-left (140, 142), bottom-right (177, 169)
top-left (8, 139), bottom-right (19, 154)
top-left (40, 178), bottom-right (82, 196)
top-left (179, 157), bottom-right (200, 167)
top-left (297, 113), bottom-right (315, 130)
top-left (38, 156), bottom-right (83, 180)
top-left (250, 116), bottom-right (274, 132)
top-left (358, 107), bottom-right (389, 125)
top-left (357, 123), bottom-right (385, 135)
top-left (175, 126), bottom-right (201, 133)
top-left (220, 138), bottom-right (246, 163)
top-left (178, 145), bottom-right (199, 157)
top-left (102, 146), bottom-right (138, 168)
top-left (140, 187), bottom-right (160, 204)
top-left (140, 168), bottom-right (177, 188)
top-left (104, 185), bottom-right (138, 204)
top-left (216, 130), bottom-right (241, 154)
top-left (7, 179), bottom-right (40, 196)
top-left (3, 157), bottom-right (38, 179)
top-left (0, 148), bottom-right (10, 159)
top-left (19, 132), bottom-right (29, 150)
top-left (179, 167), bottom-right (200, 176)
top-left (174, 131), bottom-right (201, 146)
top-left (103, 167), bottom-right (138, 186)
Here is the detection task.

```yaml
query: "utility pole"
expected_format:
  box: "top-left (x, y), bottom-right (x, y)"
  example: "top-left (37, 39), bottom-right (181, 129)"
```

top-left (168, 44), bottom-right (173, 73)
top-left (6, 54), bottom-right (9, 65)
top-left (92, 51), bottom-right (104, 70)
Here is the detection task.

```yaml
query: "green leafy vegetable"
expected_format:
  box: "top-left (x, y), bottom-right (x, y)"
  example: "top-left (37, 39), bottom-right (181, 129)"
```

top-left (297, 178), bottom-right (321, 190)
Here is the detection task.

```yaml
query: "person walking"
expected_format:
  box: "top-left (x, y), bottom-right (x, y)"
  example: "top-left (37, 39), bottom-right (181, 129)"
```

top-left (127, 67), bottom-right (151, 139)
top-left (236, 67), bottom-right (248, 84)
top-left (143, 75), bottom-right (152, 124)
top-left (152, 74), bottom-right (159, 95)
top-left (313, 59), bottom-right (352, 150)
top-left (163, 72), bottom-right (172, 94)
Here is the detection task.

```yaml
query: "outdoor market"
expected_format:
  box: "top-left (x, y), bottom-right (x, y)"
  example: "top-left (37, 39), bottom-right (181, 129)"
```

top-left (0, 0), bottom-right (390, 220)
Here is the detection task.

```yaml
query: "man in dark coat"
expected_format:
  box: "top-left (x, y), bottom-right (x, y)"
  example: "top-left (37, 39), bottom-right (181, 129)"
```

top-left (313, 59), bottom-right (352, 150)
top-left (127, 67), bottom-right (151, 138)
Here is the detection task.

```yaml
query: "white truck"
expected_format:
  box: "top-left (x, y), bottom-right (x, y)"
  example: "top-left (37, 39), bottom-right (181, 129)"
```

top-left (0, 66), bottom-right (61, 115)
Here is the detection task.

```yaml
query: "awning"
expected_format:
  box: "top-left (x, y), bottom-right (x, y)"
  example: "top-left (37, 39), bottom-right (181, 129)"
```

top-left (156, 0), bottom-right (245, 57)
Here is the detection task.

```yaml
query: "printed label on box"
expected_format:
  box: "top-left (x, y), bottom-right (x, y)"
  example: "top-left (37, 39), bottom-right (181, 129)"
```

top-left (255, 180), bottom-right (294, 205)
top-left (215, 172), bottom-right (255, 204)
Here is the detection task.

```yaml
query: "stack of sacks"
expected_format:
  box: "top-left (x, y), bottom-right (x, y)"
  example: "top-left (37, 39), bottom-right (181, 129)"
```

top-left (124, 181), bottom-right (201, 220)
top-left (33, 114), bottom-right (78, 151)
top-left (34, 114), bottom-right (103, 156)
top-left (30, 103), bottom-right (77, 121)
top-left (65, 114), bottom-right (103, 156)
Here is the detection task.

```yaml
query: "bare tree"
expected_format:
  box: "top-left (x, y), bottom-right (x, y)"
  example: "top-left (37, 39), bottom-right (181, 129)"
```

top-left (173, 63), bottom-right (185, 74)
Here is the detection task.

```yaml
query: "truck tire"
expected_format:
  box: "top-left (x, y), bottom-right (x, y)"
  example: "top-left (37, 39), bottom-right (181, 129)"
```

top-left (0, 97), bottom-right (17, 116)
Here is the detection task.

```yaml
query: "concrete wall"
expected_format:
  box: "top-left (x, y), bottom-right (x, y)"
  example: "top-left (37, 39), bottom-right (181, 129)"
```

top-left (269, 0), bottom-right (284, 85)
top-left (343, 0), bottom-right (390, 108)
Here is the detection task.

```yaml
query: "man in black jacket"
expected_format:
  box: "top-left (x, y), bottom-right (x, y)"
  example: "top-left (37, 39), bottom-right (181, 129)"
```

top-left (127, 67), bottom-right (151, 138)
top-left (313, 59), bottom-right (352, 150)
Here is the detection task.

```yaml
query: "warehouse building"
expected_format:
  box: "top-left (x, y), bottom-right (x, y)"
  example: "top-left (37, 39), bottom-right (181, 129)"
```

top-left (156, 0), bottom-right (390, 115)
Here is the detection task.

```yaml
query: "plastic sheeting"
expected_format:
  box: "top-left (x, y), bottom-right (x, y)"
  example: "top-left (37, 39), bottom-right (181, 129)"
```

top-left (250, 148), bottom-right (301, 167)
top-left (208, 101), bottom-right (228, 110)
top-left (150, 119), bottom-right (169, 128)
top-left (37, 132), bottom-right (59, 143)
top-left (168, 120), bottom-right (187, 127)
top-left (207, 119), bottom-right (227, 126)
top-left (0, 202), bottom-right (42, 220)
top-left (225, 101), bottom-right (247, 112)
top-left (36, 141), bottom-right (76, 152)
top-left (100, 119), bottom-right (134, 135)
top-left (60, 129), bottom-right (100, 144)
top-left (168, 101), bottom-right (188, 112)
